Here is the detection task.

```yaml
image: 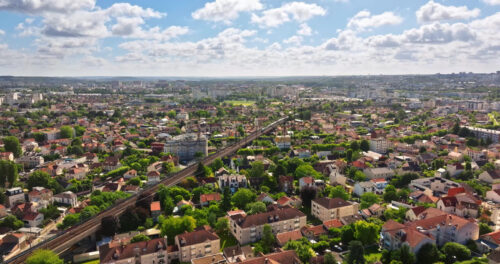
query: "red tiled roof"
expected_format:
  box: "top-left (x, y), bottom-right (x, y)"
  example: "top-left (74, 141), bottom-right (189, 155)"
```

top-left (150, 201), bottom-right (161, 212)
top-left (323, 219), bottom-right (343, 229)
top-left (200, 193), bottom-right (221, 203)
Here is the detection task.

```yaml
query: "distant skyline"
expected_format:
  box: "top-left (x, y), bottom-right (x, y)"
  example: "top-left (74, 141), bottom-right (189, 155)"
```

top-left (0, 0), bottom-right (499, 76)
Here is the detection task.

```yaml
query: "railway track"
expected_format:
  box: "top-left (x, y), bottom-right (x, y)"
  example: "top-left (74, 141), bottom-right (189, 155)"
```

top-left (6, 117), bottom-right (286, 264)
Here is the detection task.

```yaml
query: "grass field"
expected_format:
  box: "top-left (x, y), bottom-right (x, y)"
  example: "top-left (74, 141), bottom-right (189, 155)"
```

top-left (223, 100), bottom-right (256, 106)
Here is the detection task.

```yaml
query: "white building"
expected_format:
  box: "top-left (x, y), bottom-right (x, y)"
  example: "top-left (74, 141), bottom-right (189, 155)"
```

top-left (369, 138), bottom-right (390, 154)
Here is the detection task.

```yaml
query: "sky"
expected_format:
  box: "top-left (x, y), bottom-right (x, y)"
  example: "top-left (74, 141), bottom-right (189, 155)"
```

top-left (0, 0), bottom-right (499, 77)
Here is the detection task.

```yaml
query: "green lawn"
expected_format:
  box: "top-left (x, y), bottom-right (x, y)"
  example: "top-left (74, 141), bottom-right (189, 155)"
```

top-left (79, 260), bottom-right (99, 264)
top-left (223, 100), bottom-right (256, 106)
top-left (218, 231), bottom-right (238, 250)
top-left (364, 245), bottom-right (382, 264)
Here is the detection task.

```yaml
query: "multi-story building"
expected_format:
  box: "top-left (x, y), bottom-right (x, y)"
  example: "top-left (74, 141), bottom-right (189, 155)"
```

top-left (311, 197), bottom-right (359, 222)
top-left (175, 228), bottom-right (220, 263)
top-left (6, 187), bottom-right (25, 208)
top-left (164, 134), bottom-right (207, 162)
top-left (218, 174), bottom-right (247, 192)
top-left (275, 136), bottom-right (291, 150)
top-left (99, 237), bottom-right (168, 264)
top-left (465, 126), bottom-right (500, 144)
top-left (381, 214), bottom-right (479, 253)
top-left (370, 138), bottom-right (390, 154)
top-left (409, 176), bottom-right (461, 196)
top-left (229, 206), bottom-right (307, 245)
top-left (16, 155), bottom-right (44, 169)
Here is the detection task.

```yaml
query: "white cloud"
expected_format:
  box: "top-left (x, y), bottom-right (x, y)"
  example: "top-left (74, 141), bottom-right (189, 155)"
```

top-left (283, 35), bottom-right (303, 45)
top-left (366, 34), bottom-right (402, 47)
top-left (416, 1), bottom-right (480, 23)
top-left (297, 23), bottom-right (312, 36)
top-left (251, 2), bottom-right (326, 28)
top-left (0, 0), bottom-right (95, 14)
top-left (483, 0), bottom-right (500, 5)
top-left (403, 22), bottom-right (476, 43)
top-left (0, 29), bottom-right (4, 36)
top-left (192, 0), bottom-right (262, 23)
top-left (347, 10), bottom-right (403, 31)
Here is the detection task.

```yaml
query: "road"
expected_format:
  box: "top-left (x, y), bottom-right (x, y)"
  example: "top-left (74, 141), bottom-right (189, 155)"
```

top-left (6, 117), bottom-right (287, 264)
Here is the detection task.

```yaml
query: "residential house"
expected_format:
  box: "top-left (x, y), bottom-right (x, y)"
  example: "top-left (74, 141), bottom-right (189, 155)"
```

top-left (103, 156), bottom-right (121, 171)
top-left (99, 237), bottom-right (168, 264)
top-left (191, 253), bottom-right (227, 264)
top-left (150, 201), bottom-right (161, 222)
top-left (363, 167), bottom-right (395, 179)
top-left (237, 250), bottom-right (301, 264)
top-left (223, 245), bottom-right (253, 263)
top-left (276, 229), bottom-right (303, 247)
top-left (28, 187), bottom-right (53, 205)
top-left (311, 197), bottom-right (360, 222)
top-left (275, 136), bottom-right (291, 150)
top-left (279, 176), bottom-right (294, 194)
top-left (229, 206), bottom-right (307, 245)
top-left (381, 214), bottom-right (479, 253)
top-left (6, 187), bottom-right (25, 208)
top-left (200, 193), bottom-right (221, 207)
top-left (0, 204), bottom-right (7, 218)
top-left (175, 228), bottom-right (220, 263)
top-left (147, 171), bottom-right (161, 184)
top-left (436, 193), bottom-right (481, 218)
top-left (123, 169), bottom-right (137, 180)
top-left (53, 191), bottom-right (78, 207)
top-left (276, 196), bottom-right (302, 208)
top-left (218, 174), bottom-right (247, 192)
top-left (299, 177), bottom-right (324, 190)
top-left (256, 193), bottom-right (274, 204)
top-left (22, 212), bottom-right (44, 227)
top-left (480, 170), bottom-right (500, 184)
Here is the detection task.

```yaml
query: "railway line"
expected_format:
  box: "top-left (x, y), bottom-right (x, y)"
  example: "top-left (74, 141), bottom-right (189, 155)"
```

top-left (6, 117), bottom-right (287, 264)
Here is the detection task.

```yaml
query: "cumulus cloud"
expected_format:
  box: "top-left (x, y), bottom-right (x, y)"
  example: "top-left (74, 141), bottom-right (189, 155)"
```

top-left (483, 0), bottom-right (500, 5)
top-left (347, 10), bottom-right (403, 31)
top-left (251, 2), bottom-right (326, 28)
top-left (297, 23), bottom-right (312, 36)
top-left (416, 1), bottom-right (480, 23)
top-left (0, 29), bottom-right (4, 36)
top-left (283, 35), bottom-right (303, 45)
top-left (403, 22), bottom-right (476, 43)
top-left (192, 0), bottom-right (262, 23)
top-left (0, 0), bottom-right (95, 14)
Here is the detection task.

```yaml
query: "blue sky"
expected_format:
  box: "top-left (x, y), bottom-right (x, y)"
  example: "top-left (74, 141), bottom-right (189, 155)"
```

top-left (0, 0), bottom-right (499, 76)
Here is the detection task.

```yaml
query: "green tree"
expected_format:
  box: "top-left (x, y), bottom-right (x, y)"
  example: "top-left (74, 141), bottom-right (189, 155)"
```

top-left (346, 240), bottom-right (365, 264)
top-left (360, 140), bottom-right (370, 151)
top-left (80, 205), bottom-right (100, 221)
top-left (325, 252), bottom-right (336, 264)
top-left (246, 202), bottom-right (267, 215)
top-left (341, 224), bottom-right (355, 244)
top-left (416, 243), bottom-right (442, 264)
top-left (210, 158), bottom-right (224, 171)
top-left (261, 224), bottom-right (275, 253)
top-left (360, 192), bottom-right (380, 209)
top-left (130, 234), bottom-right (151, 243)
top-left (0, 160), bottom-right (18, 187)
top-left (394, 244), bottom-right (415, 264)
top-left (215, 217), bottom-right (229, 235)
top-left (283, 240), bottom-right (314, 263)
top-left (328, 185), bottom-right (350, 200)
top-left (59, 126), bottom-right (74, 139)
top-left (3, 136), bottom-right (22, 157)
top-left (231, 189), bottom-right (256, 209)
top-left (26, 249), bottom-right (63, 264)
top-left (383, 185), bottom-right (398, 202)
top-left (160, 216), bottom-right (196, 244)
top-left (294, 164), bottom-right (322, 179)
top-left (0, 215), bottom-right (24, 230)
top-left (354, 220), bottom-right (380, 245)
top-left (221, 187), bottom-right (232, 211)
top-left (442, 242), bottom-right (471, 264)
top-left (248, 161), bottom-right (266, 178)
top-left (479, 223), bottom-right (493, 235)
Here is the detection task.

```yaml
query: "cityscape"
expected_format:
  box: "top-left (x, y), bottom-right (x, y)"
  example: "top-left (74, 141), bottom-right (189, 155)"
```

top-left (1, 1), bottom-right (500, 264)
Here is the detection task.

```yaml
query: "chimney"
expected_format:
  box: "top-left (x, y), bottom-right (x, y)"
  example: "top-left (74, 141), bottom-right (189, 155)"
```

top-left (265, 258), bottom-right (269, 264)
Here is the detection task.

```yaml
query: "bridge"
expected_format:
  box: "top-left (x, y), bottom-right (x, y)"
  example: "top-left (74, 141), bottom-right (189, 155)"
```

top-left (6, 117), bottom-right (287, 264)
